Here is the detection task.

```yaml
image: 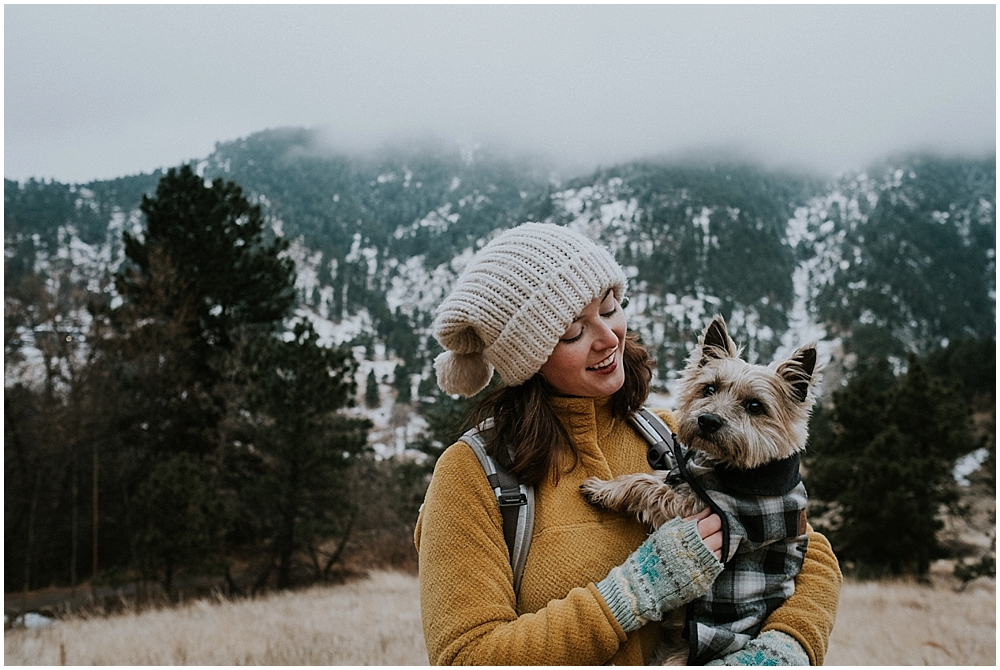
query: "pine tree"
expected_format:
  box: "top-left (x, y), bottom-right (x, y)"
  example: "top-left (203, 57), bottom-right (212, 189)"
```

top-left (392, 360), bottom-right (412, 405)
top-left (102, 165), bottom-right (298, 583)
top-left (236, 322), bottom-right (371, 589)
top-left (365, 369), bottom-right (380, 408)
top-left (109, 164), bottom-right (297, 459)
top-left (806, 356), bottom-right (975, 576)
top-left (118, 164), bottom-right (295, 367)
top-left (130, 453), bottom-right (228, 596)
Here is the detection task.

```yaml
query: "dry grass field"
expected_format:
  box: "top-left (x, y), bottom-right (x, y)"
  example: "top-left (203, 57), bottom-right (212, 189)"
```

top-left (824, 576), bottom-right (995, 666)
top-left (5, 571), bottom-right (426, 665)
top-left (5, 571), bottom-right (995, 665)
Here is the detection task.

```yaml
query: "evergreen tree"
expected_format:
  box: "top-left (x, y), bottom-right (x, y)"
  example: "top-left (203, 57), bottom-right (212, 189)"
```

top-left (110, 164), bottom-right (296, 459)
top-left (407, 376), bottom-right (502, 466)
top-left (392, 361), bottom-right (412, 405)
top-left (4, 386), bottom-right (63, 591)
top-left (236, 322), bottom-right (371, 589)
top-left (923, 336), bottom-right (997, 403)
top-left (122, 165), bottom-right (295, 352)
top-left (806, 356), bottom-right (976, 576)
top-left (99, 165), bottom-right (299, 583)
top-left (130, 453), bottom-right (228, 596)
top-left (365, 369), bottom-right (380, 408)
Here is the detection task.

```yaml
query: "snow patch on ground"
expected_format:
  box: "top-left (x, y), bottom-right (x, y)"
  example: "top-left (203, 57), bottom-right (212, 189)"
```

top-left (953, 448), bottom-right (990, 486)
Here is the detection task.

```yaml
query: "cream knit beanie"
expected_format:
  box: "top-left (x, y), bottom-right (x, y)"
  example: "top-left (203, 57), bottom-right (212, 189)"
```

top-left (433, 222), bottom-right (627, 396)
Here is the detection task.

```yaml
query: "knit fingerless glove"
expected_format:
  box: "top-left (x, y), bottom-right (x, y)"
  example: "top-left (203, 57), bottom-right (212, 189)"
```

top-left (705, 631), bottom-right (810, 666)
top-left (595, 516), bottom-right (723, 632)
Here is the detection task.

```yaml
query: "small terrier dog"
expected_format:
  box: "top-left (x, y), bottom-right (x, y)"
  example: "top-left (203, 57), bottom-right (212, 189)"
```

top-left (581, 315), bottom-right (820, 664)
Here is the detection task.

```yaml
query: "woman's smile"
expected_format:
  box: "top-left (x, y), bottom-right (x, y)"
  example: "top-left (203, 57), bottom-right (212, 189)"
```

top-left (588, 351), bottom-right (617, 372)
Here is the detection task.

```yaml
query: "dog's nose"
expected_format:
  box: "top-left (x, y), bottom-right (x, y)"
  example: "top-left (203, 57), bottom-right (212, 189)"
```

top-left (698, 413), bottom-right (723, 435)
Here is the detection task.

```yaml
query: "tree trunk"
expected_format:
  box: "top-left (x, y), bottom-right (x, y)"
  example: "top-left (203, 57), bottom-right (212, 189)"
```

top-left (70, 441), bottom-right (78, 588)
top-left (276, 518), bottom-right (295, 589)
top-left (24, 474), bottom-right (40, 594)
top-left (323, 513), bottom-right (356, 580)
top-left (276, 459), bottom-right (301, 590)
top-left (92, 441), bottom-right (99, 579)
top-left (164, 558), bottom-right (175, 600)
top-left (7, 399), bottom-right (39, 595)
top-left (252, 557), bottom-right (275, 594)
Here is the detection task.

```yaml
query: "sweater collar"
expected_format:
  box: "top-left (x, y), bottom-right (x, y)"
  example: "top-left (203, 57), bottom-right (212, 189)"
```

top-left (548, 394), bottom-right (616, 443)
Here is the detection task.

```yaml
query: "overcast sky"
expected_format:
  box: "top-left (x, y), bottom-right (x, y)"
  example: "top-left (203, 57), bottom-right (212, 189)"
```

top-left (4, 4), bottom-right (996, 184)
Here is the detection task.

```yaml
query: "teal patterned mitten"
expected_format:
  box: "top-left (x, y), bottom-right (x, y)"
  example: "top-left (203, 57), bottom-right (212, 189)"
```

top-left (705, 630), bottom-right (810, 666)
top-left (595, 516), bottom-right (723, 632)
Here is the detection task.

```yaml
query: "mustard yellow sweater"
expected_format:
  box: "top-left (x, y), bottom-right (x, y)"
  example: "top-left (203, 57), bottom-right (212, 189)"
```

top-left (414, 396), bottom-right (842, 665)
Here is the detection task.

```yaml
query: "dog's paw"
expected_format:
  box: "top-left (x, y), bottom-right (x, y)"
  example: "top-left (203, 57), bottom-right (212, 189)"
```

top-left (579, 476), bottom-right (610, 505)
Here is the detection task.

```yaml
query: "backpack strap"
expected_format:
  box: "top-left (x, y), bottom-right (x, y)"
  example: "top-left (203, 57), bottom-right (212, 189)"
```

top-left (458, 406), bottom-right (714, 597)
top-left (461, 422), bottom-right (535, 597)
top-left (633, 406), bottom-right (733, 564)
top-left (629, 407), bottom-right (681, 471)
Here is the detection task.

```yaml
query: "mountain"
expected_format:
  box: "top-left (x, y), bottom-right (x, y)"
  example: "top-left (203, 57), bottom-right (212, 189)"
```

top-left (5, 129), bottom-right (995, 439)
top-left (545, 156), bottom-right (995, 380)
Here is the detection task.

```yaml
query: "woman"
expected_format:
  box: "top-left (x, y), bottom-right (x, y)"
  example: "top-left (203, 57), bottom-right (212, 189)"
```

top-left (414, 223), bottom-right (841, 665)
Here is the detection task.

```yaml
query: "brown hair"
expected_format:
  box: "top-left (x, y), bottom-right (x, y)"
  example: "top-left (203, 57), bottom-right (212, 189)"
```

top-left (468, 332), bottom-right (655, 486)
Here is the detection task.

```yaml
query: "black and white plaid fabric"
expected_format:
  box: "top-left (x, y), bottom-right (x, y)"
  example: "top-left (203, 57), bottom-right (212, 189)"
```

top-left (668, 447), bottom-right (809, 665)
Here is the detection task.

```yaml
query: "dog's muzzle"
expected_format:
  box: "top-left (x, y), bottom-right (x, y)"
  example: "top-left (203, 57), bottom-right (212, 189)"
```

top-left (698, 413), bottom-right (724, 435)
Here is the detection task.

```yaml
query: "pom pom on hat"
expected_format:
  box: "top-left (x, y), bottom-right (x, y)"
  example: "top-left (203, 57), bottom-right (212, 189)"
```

top-left (434, 350), bottom-right (494, 397)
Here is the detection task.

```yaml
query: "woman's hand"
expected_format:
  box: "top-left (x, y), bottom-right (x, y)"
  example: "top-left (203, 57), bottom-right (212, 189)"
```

top-left (688, 508), bottom-right (723, 562)
top-left (594, 515), bottom-right (724, 632)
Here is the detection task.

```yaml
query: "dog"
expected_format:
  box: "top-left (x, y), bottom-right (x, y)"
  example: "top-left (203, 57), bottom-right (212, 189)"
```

top-left (580, 315), bottom-right (820, 664)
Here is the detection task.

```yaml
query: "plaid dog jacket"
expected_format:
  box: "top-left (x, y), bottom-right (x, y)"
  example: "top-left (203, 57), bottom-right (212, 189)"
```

top-left (667, 444), bottom-right (809, 665)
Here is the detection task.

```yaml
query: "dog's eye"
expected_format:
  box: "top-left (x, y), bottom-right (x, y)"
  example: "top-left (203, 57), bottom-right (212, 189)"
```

top-left (703, 384), bottom-right (716, 397)
top-left (745, 400), bottom-right (766, 416)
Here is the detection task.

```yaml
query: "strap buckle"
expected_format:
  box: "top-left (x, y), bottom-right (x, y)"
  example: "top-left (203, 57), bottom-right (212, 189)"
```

top-left (498, 490), bottom-right (528, 507)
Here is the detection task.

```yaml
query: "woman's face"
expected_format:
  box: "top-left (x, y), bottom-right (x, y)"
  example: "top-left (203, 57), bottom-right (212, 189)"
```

top-left (539, 290), bottom-right (627, 398)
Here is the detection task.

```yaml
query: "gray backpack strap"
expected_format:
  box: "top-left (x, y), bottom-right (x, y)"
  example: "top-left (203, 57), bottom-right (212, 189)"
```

top-left (632, 407), bottom-right (733, 562)
top-left (628, 407), bottom-right (680, 471)
top-left (461, 422), bottom-right (535, 597)
top-left (458, 408), bottom-right (675, 596)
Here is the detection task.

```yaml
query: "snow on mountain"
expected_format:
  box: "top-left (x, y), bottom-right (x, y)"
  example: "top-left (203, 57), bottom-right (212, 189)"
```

top-left (5, 140), bottom-right (994, 457)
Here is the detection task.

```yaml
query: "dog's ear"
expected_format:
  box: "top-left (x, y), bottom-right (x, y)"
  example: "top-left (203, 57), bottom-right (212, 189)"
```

top-left (777, 344), bottom-right (818, 403)
top-left (699, 315), bottom-right (738, 366)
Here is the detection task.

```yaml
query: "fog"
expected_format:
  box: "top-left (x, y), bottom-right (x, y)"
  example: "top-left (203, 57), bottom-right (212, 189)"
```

top-left (4, 4), bottom-right (995, 184)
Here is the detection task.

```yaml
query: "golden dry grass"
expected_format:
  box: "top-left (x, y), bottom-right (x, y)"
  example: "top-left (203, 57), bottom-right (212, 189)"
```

top-left (5, 571), bottom-right (996, 665)
top-left (825, 576), bottom-right (995, 666)
top-left (4, 571), bottom-right (426, 665)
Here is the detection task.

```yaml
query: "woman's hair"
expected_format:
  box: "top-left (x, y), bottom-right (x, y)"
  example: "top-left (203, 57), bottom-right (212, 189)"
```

top-left (468, 332), bottom-right (655, 486)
